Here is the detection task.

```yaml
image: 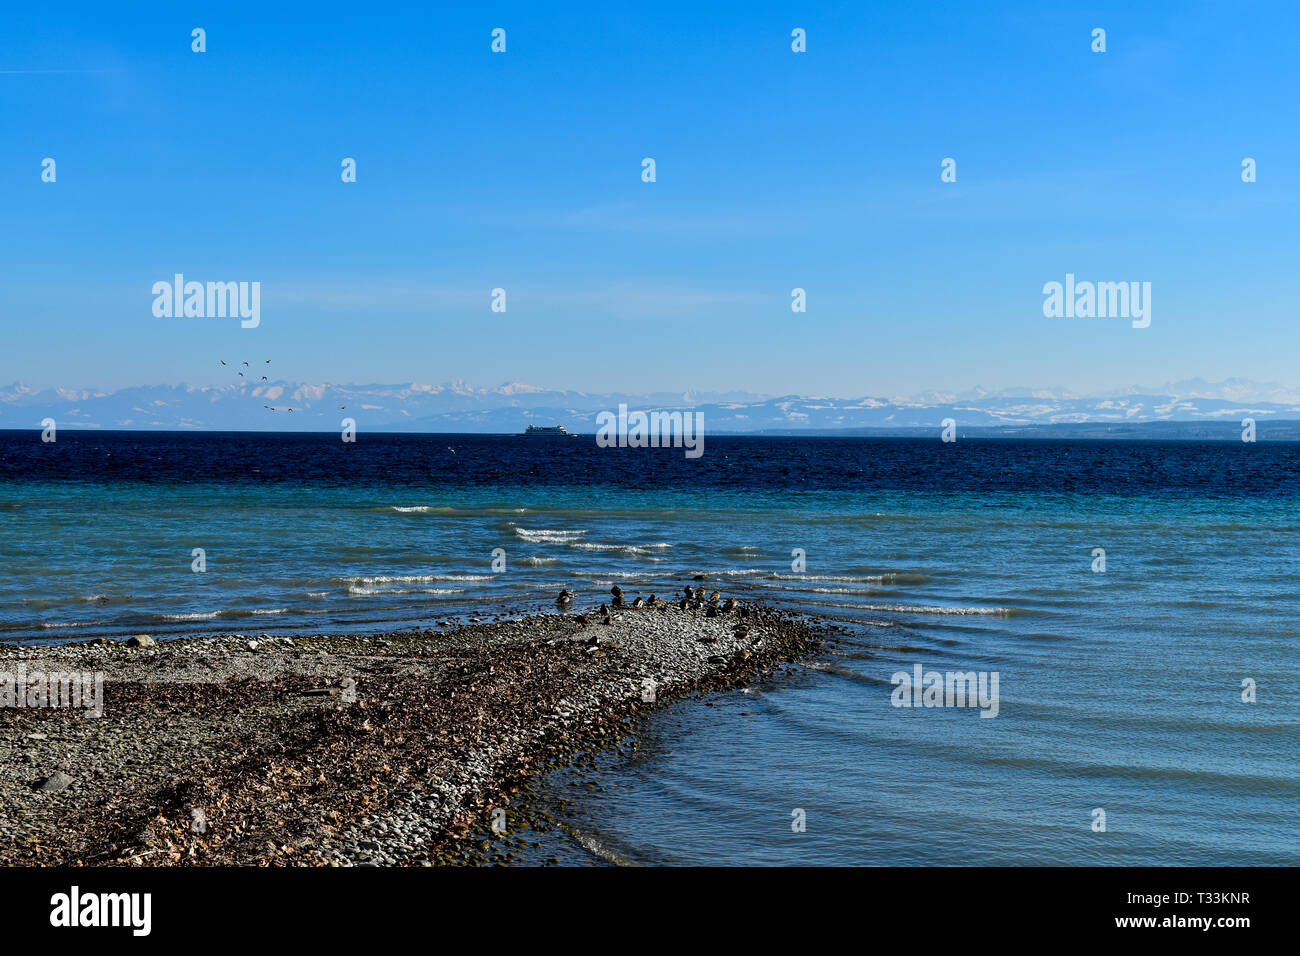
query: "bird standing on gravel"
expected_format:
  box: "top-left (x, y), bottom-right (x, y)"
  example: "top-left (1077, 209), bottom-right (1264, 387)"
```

top-left (708, 590), bottom-right (720, 605)
top-left (646, 594), bottom-right (659, 607)
top-left (632, 596), bottom-right (645, 609)
top-left (610, 585), bottom-right (625, 608)
top-left (722, 597), bottom-right (738, 613)
top-left (555, 589), bottom-right (574, 611)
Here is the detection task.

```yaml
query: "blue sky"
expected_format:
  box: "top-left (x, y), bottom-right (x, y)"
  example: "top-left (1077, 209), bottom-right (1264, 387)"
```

top-left (2, 1), bottom-right (1297, 398)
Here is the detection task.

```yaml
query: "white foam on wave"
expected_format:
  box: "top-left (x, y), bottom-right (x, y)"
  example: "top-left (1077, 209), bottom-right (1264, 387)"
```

top-left (513, 527), bottom-right (588, 544)
top-left (566, 825), bottom-right (638, 867)
top-left (340, 573), bottom-right (490, 585)
top-left (251, 608), bottom-right (287, 616)
top-left (855, 603), bottom-right (1012, 616)
top-left (345, 585), bottom-right (467, 597)
top-left (779, 586), bottom-right (860, 594)
top-left (570, 542), bottom-right (669, 556)
top-left (161, 611), bottom-right (221, 621)
top-left (391, 505), bottom-right (530, 515)
top-left (769, 572), bottom-right (891, 584)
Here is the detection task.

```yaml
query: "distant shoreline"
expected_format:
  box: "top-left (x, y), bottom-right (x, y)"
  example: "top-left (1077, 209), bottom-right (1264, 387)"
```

top-left (3, 421), bottom-right (1300, 440)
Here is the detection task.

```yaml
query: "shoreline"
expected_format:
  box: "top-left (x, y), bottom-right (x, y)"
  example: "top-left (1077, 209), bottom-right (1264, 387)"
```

top-left (0, 599), bottom-right (829, 866)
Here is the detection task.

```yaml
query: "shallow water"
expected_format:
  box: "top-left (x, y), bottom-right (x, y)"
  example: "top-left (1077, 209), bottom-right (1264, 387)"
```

top-left (2, 431), bottom-right (1296, 864)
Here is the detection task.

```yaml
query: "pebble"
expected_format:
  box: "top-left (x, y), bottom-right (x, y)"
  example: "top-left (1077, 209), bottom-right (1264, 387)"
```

top-left (0, 599), bottom-right (824, 868)
top-left (36, 771), bottom-right (73, 793)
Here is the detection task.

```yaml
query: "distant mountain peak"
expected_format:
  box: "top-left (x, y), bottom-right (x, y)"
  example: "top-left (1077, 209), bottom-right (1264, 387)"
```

top-left (3, 378), bottom-right (1296, 432)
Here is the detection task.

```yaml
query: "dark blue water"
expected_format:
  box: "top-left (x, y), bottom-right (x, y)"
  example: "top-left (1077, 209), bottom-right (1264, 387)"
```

top-left (6, 430), bottom-right (1300, 494)
top-left (2, 430), bottom-right (1296, 865)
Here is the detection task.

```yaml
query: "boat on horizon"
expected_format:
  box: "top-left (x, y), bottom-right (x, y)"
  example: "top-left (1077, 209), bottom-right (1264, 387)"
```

top-left (519, 424), bottom-right (577, 437)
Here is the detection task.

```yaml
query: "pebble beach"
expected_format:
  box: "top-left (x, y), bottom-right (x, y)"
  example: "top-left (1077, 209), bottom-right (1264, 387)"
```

top-left (0, 599), bottom-right (826, 866)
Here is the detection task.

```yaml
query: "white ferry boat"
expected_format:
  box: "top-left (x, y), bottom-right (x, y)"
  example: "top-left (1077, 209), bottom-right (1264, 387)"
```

top-left (520, 424), bottom-right (576, 437)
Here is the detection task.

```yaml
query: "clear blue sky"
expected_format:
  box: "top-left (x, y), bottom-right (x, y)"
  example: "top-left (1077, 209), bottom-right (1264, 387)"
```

top-left (2, 1), bottom-right (1296, 397)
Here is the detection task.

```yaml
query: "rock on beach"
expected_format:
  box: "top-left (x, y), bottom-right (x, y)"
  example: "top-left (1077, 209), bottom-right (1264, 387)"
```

top-left (0, 602), bottom-right (825, 866)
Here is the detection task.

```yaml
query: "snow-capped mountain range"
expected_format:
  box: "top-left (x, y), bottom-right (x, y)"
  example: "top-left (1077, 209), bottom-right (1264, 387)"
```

top-left (3, 378), bottom-right (1299, 434)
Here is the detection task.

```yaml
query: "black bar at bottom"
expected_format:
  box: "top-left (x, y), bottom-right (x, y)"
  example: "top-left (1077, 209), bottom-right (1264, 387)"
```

top-left (0, 865), bottom-right (1274, 942)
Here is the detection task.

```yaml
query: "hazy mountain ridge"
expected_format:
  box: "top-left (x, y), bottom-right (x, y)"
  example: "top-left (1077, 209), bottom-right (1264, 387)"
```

top-left (2, 379), bottom-right (1298, 433)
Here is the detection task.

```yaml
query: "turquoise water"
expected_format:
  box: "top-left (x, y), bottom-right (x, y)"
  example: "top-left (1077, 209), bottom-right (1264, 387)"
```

top-left (2, 433), bottom-right (1297, 864)
top-left (515, 492), bottom-right (1300, 866)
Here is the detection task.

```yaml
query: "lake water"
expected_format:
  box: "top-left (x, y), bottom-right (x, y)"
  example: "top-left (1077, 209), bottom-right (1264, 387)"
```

top-left (2, 430), bottom-right (1296, 864)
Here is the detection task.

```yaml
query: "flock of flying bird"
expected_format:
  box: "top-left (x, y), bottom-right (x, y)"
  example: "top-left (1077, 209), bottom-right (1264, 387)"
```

top-left (555, 584), bottom-right (747, 631)
top-left (218, 359), bottom-right (347, 414)
top-left (211, 363), bottom-right (743, 621)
